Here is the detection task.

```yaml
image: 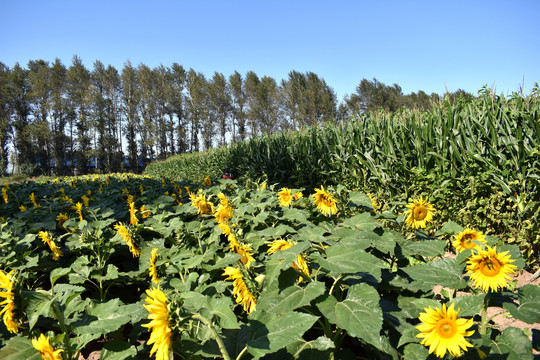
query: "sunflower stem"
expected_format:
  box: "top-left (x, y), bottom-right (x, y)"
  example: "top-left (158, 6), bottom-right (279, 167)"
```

top-left (51, 301), bottom-right (73, 360)
top-left (479, 293), bottom-right (490, 335)
top-left (192, 314), bottom-right (231, 360)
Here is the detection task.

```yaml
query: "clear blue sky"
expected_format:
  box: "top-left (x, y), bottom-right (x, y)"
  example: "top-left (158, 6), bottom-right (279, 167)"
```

top-left (1, 0), bottom-right (539, 101)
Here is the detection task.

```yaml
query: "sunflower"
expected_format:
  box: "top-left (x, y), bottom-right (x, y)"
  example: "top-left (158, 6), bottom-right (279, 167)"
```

top-left (32, 333), bottom-right (64, 360)
top-left (466, 245), bottom-right (517, 292)
top-left (214, 202), bottom-right (234, 224)
top-left (19, 205), bottom-right (27, 212)
top-left (29, 192), bottom-right (41, 207)
top-left (0, 270), bottom-right (20, 333)
top-left (278, 188), bottom-right (293, 207)
top-left (114, 223), bottom-right (140, 258)
top-left (149, 248), bottom-right (160, 284)
top-left (2, 187), bottom-right (7, 203)
top-left (141, 205), bottom-right (151, 219)
top-left (81, 195), bottom-right (90, 207)
top-left (267, 239), bottom-right (310, 281)
top-left (142, 288), bottom-right (172, 360)
top-left (202, 176), bottom-right (212, 186)
top-left (75, 202), bottom-right (84, 221)
top-left (404, 196), bottom-right (434, 229)
top-left (311, 186), bottom-right (338, 216)
top-left (129, 201), bottom-right (139, 225)
top-left (190, 193), bottom-right (214, 215)
top-left (37, 231), bottom-right (63, 260)
top-left (234, 243), bottom-right (256, 267)
top-left (56, 213), bottom-right (68, 229)
top-left (453, 228), bottom-right (486, 253)
top-left (294, 191), bottom-right (303, 201)
top-left (416, 303), bottom-right (474, 358)
top-left (369, 194), bottom-right (378, 212)
top-left (223, 266), bottom-right (257, 314)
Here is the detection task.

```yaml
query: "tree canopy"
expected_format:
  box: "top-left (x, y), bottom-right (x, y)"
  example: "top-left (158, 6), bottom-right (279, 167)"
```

top-left (0, 57), bottom-right (466, 176)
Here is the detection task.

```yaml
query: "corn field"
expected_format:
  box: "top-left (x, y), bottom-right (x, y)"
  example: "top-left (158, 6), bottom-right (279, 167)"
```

top-left (146, 88), bottom-right (540, 270)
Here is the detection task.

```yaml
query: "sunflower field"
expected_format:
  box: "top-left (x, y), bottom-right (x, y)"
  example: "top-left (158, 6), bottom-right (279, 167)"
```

top-left (0, 173), bottom-right (539, 359)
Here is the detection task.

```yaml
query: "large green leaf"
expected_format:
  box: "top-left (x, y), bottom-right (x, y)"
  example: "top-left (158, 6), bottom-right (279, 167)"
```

top-left (72, 298), bottom-right (139, 335)
top-left (398, 239), bottom-right (447, 258)
top-left (257, 281), bottom-right (326, 314)
top-left (449, 293), bottom-right (486, 317)
top-left (503, 284), bottom-right (540, 324)
top-left (402, 343), bottom-right (431, 360)
top-left (399, 258), bottom-right (468, 291)
top-left (246, 311), bottom-right (319, 358)
top-left (313, 244), bottom-right (384, 279)
top-left (341, 212), bottom-right (380, 231)
top-left (434, 221), bottom-right (463, 236)
top-left (316, 283), bottom-right (384, 352)
top-left (0, 336), bottom-right (42, 360)
top-left (396, 296), bottom-right (440, 319)
top-left (21, 290), bottom-right (54, 331)
top-left (183, 292), bottom-right (239, 329)
top-left (100, 340), bottom-right (138, 360)
top-left (286, 336), bottom-right (335, 360)
top-left (489, 326), bottom-right (533, 359)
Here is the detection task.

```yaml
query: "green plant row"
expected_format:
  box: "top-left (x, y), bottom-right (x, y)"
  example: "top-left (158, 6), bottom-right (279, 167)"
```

top-left (0, 174), bottom-right (538, 359)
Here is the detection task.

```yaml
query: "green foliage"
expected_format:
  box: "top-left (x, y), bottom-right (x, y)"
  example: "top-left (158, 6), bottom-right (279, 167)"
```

top-left (0, 174), bottom-right (537, 359)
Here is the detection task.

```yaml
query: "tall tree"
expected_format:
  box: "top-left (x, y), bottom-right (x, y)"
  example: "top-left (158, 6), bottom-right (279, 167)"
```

top-left (346, 78), bottom-right (404, 114)
top-left (120, 61), bottom-right (140, 171)
top-left (208, 72), bottom-right (231, 147)
top-left (0, 63), bottom-right (11, 175)
top-left (185, 69), bottom-right (208, 152)
top-left (244, 71), bottom-right (260, 137)
top-left (170, 63), bottom-right (187, 153)
top-left (66, 55), bottom-right (91, 174)
top-left (49, 58), bottom-right (68, 174)
top-left (229, 71), bottom-right (247, 142)
top-left (27, 59), bottom-right (52, 174)
top-left (138, 64), bottom-right (157, 165)
top-left (9, 63), bottom-right (33, 174)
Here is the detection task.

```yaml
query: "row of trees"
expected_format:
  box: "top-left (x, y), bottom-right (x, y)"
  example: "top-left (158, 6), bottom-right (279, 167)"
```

top-left (0, 56), bottom-right (464, 176)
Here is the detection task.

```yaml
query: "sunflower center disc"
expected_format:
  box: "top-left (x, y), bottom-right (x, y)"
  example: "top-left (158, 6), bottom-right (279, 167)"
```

top-left (480, 258), bottom-right (501, 277)
top-left (414, 206), bottom-right (426, 220)
top-left (438, 320), bottom-right (456, 338)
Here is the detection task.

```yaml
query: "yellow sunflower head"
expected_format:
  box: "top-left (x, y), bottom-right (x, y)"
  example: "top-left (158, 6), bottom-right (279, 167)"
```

top-left (142, 287), bottom-right (172, 360)
top-left (0, 269), bottom-right (21, 334)
top-left (214, 204), bottom-right (234, 224)
top-left (191, 193), bottom-right (214, 215)
top-left (202, 176), bottom-right (212, 186)
top-left (223, 266), bottom-right (258, 314)
top-left (278, 188), bottom-right (293, 207)
top-left (149, 248), bottom-right (160, 284)
top-left (234, 243), bottom-right (256, 268)
top-left (453, 228), bottom-right (486, 253)
top-left (311, 186), bottom-right (338, 217)
top-left (267, 239), bottom-right (310, 281)
top-left (56, 213), bottom-right (68, 228)
top-left (114, 223), bottom-right (140, 258)
top-left (32, 333), bottom-right (64, 360)
top-left (2, 187), bottom-right (7, 203)
top-left (140, 205), bottom-right (151, 219)
top-left (129, 202), bottom-right (139, 225)
top-left (466, 245), bottom-right (517, 292)
top-left (404, 196), bottom-right (434, 229)
top-left (416, 303), bottom-right (474, 358)
top-left (294, 191), bottom-right (303, 201)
